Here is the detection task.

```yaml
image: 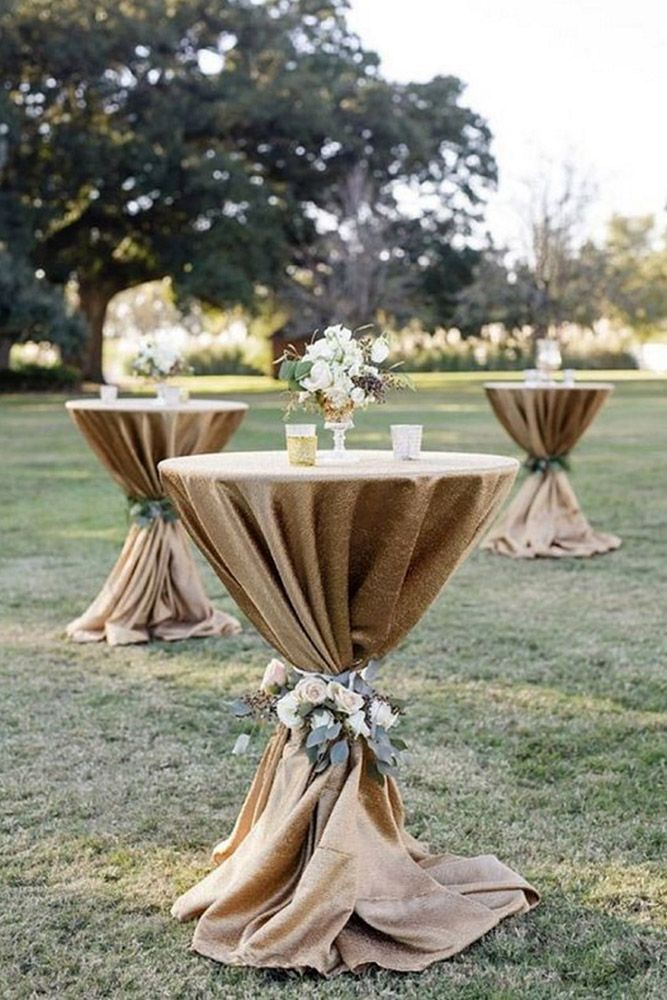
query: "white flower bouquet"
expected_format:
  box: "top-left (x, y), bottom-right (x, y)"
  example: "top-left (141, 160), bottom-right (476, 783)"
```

top-left (130, 332), bottom-right (190, 381)
top-left (232, 658), bottom-right (407, 783)
top-left (278, 324), bottom-right (408, 424)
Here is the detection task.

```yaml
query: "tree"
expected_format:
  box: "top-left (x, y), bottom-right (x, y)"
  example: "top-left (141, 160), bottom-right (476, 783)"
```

top-left (0, 0), bottom-right (496, 377)
top-left (455, 163), bottom-right (609, 338)
top-left (604, 215), bottom-right (667, 339)
top-left (0, 0), bottom-right (372, 378)
top-left (280, 73), bottom-right (496, 332)
top-left (0, 249), bottom-right (84, 370)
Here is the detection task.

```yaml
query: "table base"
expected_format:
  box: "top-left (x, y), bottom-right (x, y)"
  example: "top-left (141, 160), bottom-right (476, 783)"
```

top-left (66, 520), bottom-right (241, 645)
top-left (172, 730), bottom-right (538, 976)
top-left (483, 468), bottom-right (621, 559)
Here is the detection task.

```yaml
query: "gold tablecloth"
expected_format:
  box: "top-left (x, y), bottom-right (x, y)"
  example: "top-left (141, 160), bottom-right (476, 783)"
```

top-left (65, 399), bottom-right (247, 645)
top-left (159, 450), bottom-right (538, 976)
top-left (482, 384), bottom-right (621, 558)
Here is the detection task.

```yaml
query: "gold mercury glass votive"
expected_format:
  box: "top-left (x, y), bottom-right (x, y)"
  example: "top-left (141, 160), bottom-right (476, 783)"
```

top-left (285, 424), bottom-right (317, 466)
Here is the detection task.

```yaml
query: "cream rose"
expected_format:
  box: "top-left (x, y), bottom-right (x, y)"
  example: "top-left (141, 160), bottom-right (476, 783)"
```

top-left (347, 710), bottom-right (370, 739)
top-left (301, 359), bottom-right (333, 392)
top-left (276, 691), bottom-right (302, 729)
top-left (370, 337), bottom-right (390, 364)
top-left (327, 680), bottom-right (364, 715)
top-left (293, 675), bottom-right (328, 706)
top-left (370, 698), bottom-right (398, 731)
top-left (260, 658), bottom-right (288, 693)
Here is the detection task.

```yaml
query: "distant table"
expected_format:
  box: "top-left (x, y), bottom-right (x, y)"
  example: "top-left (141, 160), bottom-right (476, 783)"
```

top-left (65, 398), bottom-right (247, 645)
top-left (159, 450), bottom-right (538, 976)
top-left (482, 383), bottom-right (621, 558)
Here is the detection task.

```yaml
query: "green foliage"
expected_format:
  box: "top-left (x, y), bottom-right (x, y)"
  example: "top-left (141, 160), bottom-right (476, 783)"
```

top-left (0, 250), bottom-right (85, 363)
top-left (184, 345), bottom-right (264, 377)
top-left (604, 215), bottom-right (667, 339)
top-left (0, 0), bottom-right (496, 375)
top-left (0, 360), bottom-right (81, 391)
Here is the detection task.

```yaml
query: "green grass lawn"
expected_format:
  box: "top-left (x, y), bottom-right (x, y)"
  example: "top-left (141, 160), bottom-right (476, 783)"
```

top-left (1, 375), bottom-right (666, 999)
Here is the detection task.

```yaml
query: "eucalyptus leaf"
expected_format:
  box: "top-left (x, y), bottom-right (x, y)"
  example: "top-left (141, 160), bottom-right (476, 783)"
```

top-left (326, 722), bottom-right (341, 741)
top-left (278, 359), bottom-right (296, 382)
top-left (305, 743), bottom-right (320, 765)
top-left (362, 659), bottom-right (380, 683)
top-left (231, 699), bottom-right (252, 717)
top-left (306, 725), bottom-right (329, 747)
top-left (330, 739), bottom-right (350, 765)
top-left (375, 758), bottom-right (396, 777)
top-left (231, 733), bottom-right (251, 755)
top-left (390, 737), bottom-right (408, 751)
top-left (371, 740), bottom-right (395, 764)
top-left (294, 359), bottom-right (313, 380)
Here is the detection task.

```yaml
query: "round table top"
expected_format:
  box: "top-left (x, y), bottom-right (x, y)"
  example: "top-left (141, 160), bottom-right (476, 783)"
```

top-left (159, 450), bottom-right (519, 484)
top-left (484, 381), bottom-right (614, 392)
top-left (66, 397), bottom-right (248, 414)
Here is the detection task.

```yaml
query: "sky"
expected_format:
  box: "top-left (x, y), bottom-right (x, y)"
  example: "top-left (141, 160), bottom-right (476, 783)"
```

top-left (348, 0), bottom-right (667, 249)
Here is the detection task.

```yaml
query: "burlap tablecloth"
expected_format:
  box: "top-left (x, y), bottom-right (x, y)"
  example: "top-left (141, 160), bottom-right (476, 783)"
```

top-left (482, 384), bottom-right (621, 558)
top-left (65, 399), bottom-right (247, 645)
top-left (159, 450), bottom-right (538, 976)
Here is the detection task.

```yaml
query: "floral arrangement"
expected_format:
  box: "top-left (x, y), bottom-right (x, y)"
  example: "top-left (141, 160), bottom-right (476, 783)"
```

top-left (232, 658), bottom-right (407, 783)
top-left (278, 324), bottom-right (408, 422)
top-left (131, 332), bottom-right (190, 381)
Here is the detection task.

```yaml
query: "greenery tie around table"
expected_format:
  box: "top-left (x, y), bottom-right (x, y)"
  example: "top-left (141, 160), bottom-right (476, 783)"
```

top-left (126, 496), bottom-right (179, 529)
top-left (524, 454), bottom-right (571, 474)
top-left (231, 658), bottom-right (408, 785)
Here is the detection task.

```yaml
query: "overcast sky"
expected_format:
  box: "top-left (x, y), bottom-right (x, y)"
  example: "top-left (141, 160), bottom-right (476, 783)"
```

top-left (348, 0), bottom-right (667, 248)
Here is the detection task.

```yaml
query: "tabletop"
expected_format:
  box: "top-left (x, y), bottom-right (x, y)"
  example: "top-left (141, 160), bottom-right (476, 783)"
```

top-left (484, 382), bottom-right (614, 392)
top-left (65, 398), bottom-right (248, 414)
top-left (159, 450), bottom-right (520, 483)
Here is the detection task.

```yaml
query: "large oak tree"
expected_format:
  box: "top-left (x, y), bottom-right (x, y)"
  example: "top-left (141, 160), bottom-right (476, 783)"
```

top-left (0, 0), bottom-right (496, 379)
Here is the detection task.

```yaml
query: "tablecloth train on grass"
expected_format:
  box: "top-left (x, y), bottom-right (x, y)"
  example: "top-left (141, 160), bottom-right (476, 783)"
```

top-left (160, 451), bottom-right (539, 976)
top-left (65, 400), bottom-right (246, 645)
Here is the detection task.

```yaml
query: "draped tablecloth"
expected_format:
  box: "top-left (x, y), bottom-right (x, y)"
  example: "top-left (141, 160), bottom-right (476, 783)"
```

top-left (159, 450), bottom-right (538, 976)
top-left (482, 383), bottom-right (621, 559)
top-left (65, 398), bottom-right (247, 645)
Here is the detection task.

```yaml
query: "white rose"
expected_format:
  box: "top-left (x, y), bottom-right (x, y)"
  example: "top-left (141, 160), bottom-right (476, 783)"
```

top-left (347, 710), bottom-right (370, 739)
top-left (371, 338), bottom-right (390, 364)
top-left (293, 675), bottom-right (328, 705)
top-left (276, 691), bottom-right (303, 729)
top-left (324, 324), bottom-right (352, 343)
top-left (301, 359), bottom-right (333, 392)
top-left (305, 338), bottom-right (335, 361)
top-left (310, 708), bottom-right (335, 730)
top-left (370, 698), bottom-right (398, 731)
top-left (327, 681), bottom-right (364, 715)
top-left (260, 658), bottom-right (288, 693)
top-left (350, 387), bottom-right (365, 406)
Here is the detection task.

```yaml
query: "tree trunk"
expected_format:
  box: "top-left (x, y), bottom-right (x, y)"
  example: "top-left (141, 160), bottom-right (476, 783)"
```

top-left (78, 281), bottom-right (115, 382)
top-left (0, 336), bottom-right (12, 371)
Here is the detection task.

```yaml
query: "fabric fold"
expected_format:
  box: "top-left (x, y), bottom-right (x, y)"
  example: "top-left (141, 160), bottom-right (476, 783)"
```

top-left (160, 450), bottom-right (538, 974)
top-left (65, 400), bottom-right (246, 644)
top-left (482, 384), bottom-right (621, 558)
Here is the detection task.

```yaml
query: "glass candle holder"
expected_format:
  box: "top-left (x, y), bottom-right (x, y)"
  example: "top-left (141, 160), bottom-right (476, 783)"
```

top-left (536, 339), bottom-right (562, 381)
top-left (156, 384), bottom-right (181, 406)
top-left (285, 424), bottom-right (317, 466)
top-left (391, 424), bottom-right (423, 461)
top-left (99, 384), bottom-right (118, 403)
top-left (563, 369), bottom-right (576, 386)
